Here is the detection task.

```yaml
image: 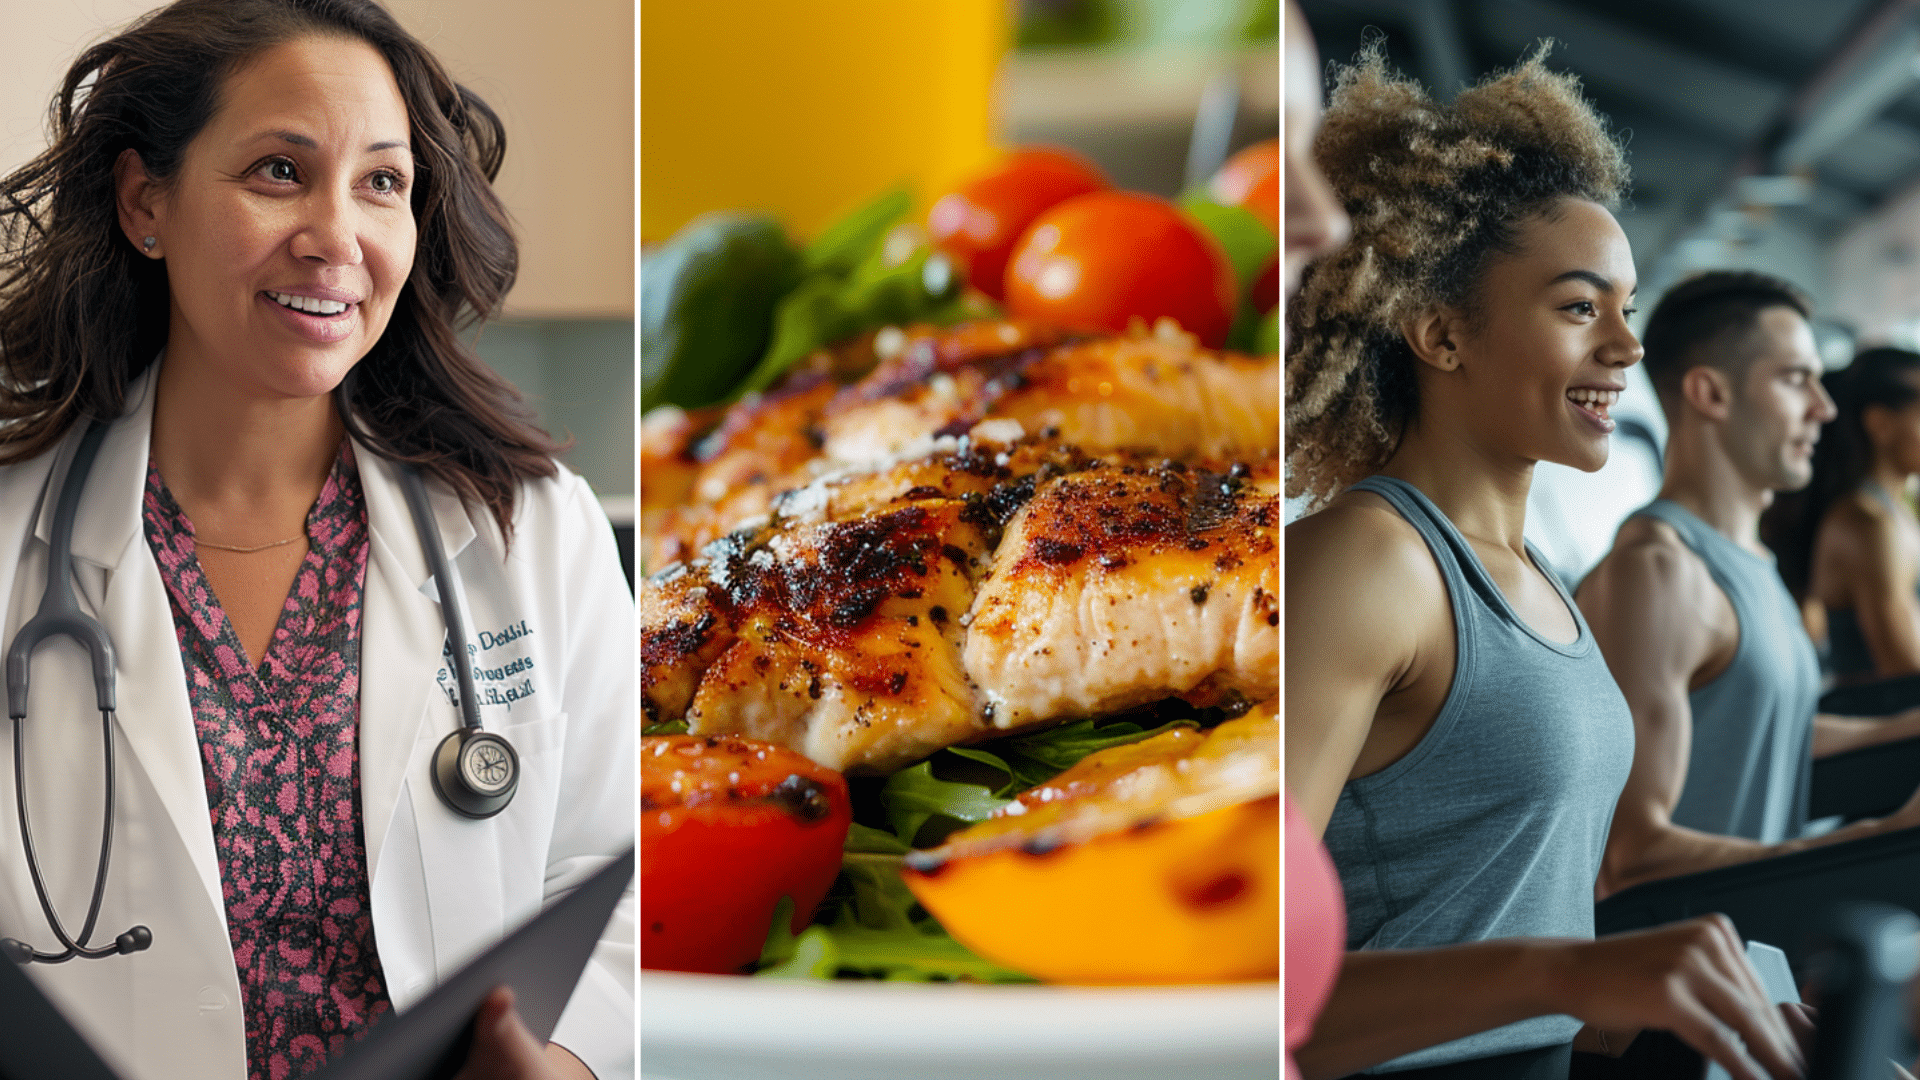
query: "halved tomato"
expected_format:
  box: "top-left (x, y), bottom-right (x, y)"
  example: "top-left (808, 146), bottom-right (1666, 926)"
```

top-left (901, 704), bottom-right (1280, 983)
top-left (641, 734), bottom-right (852, 974)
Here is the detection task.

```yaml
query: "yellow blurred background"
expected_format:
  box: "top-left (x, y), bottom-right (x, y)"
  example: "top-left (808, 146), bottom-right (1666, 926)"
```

top-left (641, 0), bottom-right (1006, 243)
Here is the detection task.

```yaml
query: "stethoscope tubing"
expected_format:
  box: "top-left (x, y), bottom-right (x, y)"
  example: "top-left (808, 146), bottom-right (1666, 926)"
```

top-left (10, 712), bottom-right (120, 961)
top-left (0, 418), bottom-right (508, 963)
top-left (396, 463), bottom-right (484, 733)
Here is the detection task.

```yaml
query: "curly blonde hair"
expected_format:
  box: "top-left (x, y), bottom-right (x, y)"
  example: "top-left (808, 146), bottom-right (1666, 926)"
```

top-left (1286, 44), bottom-right (1628, 504)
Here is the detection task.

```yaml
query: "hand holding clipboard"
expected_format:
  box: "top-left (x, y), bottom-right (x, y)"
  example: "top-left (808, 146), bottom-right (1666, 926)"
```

top-left (0, 847), bottom-right (633, 1080)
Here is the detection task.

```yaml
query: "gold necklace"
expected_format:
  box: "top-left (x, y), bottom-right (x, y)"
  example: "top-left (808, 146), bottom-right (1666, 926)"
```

top-left (193, 535), bottom-right (305, 554)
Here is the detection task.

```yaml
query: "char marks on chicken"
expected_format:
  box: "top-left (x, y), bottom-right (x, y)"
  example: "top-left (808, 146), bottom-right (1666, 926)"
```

top-left (641, 438), bottom-right (1278, 773)
top-left (641, 319), bottom-right (1278, 570)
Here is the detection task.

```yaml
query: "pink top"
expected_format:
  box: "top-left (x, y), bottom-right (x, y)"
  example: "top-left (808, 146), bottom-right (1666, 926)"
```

top-left (143, 443), bottom-right (391, 1080)
top-left (1286, 790), bottom-right (1345, 1080)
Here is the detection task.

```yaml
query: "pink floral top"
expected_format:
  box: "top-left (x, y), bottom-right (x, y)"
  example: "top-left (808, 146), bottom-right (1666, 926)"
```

top-left (142, 442), bottom-right (392, 1080)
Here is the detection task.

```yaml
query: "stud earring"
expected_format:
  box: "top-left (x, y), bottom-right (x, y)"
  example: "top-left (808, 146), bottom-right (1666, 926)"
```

top-left (141, 236), bottom-right (155, 254)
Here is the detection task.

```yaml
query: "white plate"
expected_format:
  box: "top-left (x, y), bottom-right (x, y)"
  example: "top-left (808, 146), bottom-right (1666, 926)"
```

top-left (640, 972), bottom-right (1281, 1080)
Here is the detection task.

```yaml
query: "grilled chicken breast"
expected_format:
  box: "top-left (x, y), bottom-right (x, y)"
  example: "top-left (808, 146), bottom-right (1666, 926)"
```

top-left (641, 320), bottom-right (1277, 570)
top-left (640, 436), bottom-right (1278, 773)
top-left (965, 457), bottom-right (1279, 729)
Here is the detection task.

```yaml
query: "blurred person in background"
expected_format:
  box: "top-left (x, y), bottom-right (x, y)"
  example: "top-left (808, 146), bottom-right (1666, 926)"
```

top-left (1576, 274), bottom-right (1920, 904)
top-left (1766, 347), bottom-right (1920, 686)
top-left (1281, 1), bottom-right (1349, 1077)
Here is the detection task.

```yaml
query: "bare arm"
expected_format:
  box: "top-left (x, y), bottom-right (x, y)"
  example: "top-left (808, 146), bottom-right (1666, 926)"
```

top-left (1811, 504), bottom-right (1920, 753)
top-left (1813, 708), bottom-right (1920, 757)
top-left (1283, 500), bottom-right (1435, 834)
top-left (1301, 919), bottom-right (1804, 1080)
top-left (1581, 524), bottom-right (1920, 898)
top-left (1831, 502), bottom-right (1920, 679)
top-left (1580, 527), bottom-right (1780, 894)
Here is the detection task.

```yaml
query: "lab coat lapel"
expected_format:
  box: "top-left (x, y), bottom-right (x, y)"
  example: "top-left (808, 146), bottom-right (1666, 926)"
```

top-left (354, 448), bottom-right (476, 884)
top-left (33, 371), bottom-right (227, 917)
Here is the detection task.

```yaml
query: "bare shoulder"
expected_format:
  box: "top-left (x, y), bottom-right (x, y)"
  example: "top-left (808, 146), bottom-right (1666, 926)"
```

top-left (1581, 515), bottom-right (1710, 607)
top-left (1820, 490), bottom-right (1903, 565)
top-left (1288, 490), bottom-right (1447, 599)
top-left (1287, 490), bottom-right (1451, 650)
top-left (1580, 512), bottom-right (1727, 679)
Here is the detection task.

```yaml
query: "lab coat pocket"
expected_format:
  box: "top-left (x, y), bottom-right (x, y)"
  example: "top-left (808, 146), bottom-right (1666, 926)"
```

top-left (492, 711), bottom-right (568, 919)
top-left (409, 710), bottom-right (568, 969)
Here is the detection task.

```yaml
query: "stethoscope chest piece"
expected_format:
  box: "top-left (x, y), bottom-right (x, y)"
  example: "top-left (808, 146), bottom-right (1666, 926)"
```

top-left (395, 463), bottom-right (519, 821)
top-left (431, 722), bottom-right (518, 819)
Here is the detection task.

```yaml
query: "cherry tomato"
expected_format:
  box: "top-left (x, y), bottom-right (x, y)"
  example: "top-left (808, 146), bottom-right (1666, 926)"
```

top-left (927, 147), bottom-right (1109, 303)
top-left (641, 735), bottom-right (852, 974)
top-left (1250, 255), bottom-right (1279, 317)
top-left (1004, 192), bottom-right (1237, 348)
top-left (1210, 139), bottom-right (1279, 235)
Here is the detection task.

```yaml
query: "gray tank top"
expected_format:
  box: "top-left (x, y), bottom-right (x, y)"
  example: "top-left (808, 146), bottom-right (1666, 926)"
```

top-left (1634, 501), bottom-right (1816, 842)
top-left (1323, 477), bottom-right (1636, 1073)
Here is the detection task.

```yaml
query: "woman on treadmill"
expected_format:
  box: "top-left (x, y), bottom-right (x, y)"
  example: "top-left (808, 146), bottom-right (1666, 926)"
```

top-left (1284, 43), bottom-right (1805, 1080)
top-left (1766, 347), bottom-right (1920, 683)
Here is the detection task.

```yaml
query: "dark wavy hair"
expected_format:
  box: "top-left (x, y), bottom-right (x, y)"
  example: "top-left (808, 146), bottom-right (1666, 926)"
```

top-left (1764, 347), bottom-right (1920, 598)
top-left (0, 0), bottom-right (560, 539)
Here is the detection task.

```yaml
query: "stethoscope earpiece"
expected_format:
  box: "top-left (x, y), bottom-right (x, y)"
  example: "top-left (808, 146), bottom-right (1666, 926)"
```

top-left (430, 728), bottom-right (518, 820)
top-left (115, 926), bottom-right (151, 955)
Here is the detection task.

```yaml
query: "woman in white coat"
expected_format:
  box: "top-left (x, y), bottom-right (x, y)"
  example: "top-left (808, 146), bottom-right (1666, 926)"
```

top-left (0, 2), bottom-right (634, 1078)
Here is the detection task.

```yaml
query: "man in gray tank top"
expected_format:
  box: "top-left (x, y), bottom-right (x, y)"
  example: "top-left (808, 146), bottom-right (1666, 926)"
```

top-left (1578, 271), bottom-right (1920, 897)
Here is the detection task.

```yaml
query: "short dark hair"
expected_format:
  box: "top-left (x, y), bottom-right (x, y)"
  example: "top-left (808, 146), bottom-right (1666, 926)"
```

top-left (1639, 271), bottom-right (1813, 409)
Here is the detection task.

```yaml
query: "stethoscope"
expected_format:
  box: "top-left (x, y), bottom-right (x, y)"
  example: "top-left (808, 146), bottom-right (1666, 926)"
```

top-left (0, 418), bottom-right (520, 964)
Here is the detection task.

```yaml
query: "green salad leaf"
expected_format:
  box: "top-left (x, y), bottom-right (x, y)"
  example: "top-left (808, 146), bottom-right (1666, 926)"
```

top-left (1179, 196), bottom-right (1275, 296)
top-left (640, 213), bottom-right (803, 410)
top-left (877, 715), bottom-right (1201, 846)
top-left (797, 920), bottom-right (1037, 983)
top-left (738, 189), bottom-right (967, 398)
top-left (1254, 305), bottom-right (1280, 355)
top-left (753, 826), bottom-right (1036, 983)
top-left (1006, 715), bottom-right (1199, 771)
top-left (640, 719), bottom-right (690, 736)
top-left (752, 708), bottom-right (1223, 982)
top-left (844, 821), bottom-right (911, 854)
top-left (838, 850), bottom-right (923, 931)
top-left (942, 746), bottom-right (1051, 797)
top-left (1179, 191), bottom-right (1279, 353)
top-left (804, 189), bottom-right (912, 276)
top-left (880, 761), bottom-right (1010, 847)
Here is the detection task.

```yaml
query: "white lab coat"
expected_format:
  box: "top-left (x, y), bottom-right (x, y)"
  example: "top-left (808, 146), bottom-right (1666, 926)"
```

top-left (0, 368), bottom-right (635, 1080)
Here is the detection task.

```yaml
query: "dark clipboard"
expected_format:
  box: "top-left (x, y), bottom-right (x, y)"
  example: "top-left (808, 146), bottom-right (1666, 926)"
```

top-left (0, 846), bottom-right (632, 1080)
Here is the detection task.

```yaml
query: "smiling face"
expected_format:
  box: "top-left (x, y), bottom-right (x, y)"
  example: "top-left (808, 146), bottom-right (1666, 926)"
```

top-left (129, 34), bottom-right (416, 402)
top-left (1435, 197), bottom-right (1643, 473)
top-left (1721, 307), bottom-right (1833, 492)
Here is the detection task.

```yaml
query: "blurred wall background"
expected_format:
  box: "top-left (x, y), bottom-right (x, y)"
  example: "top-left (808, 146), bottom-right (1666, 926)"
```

top-left (0, 0), bottom-right (633, 502)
